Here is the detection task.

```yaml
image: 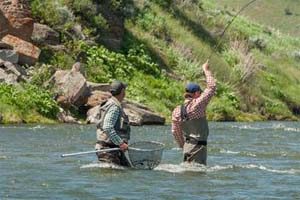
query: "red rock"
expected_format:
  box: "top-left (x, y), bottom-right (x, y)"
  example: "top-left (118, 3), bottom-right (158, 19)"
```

top-left (1, 34), bottom-right (40, 65)
top-left (0, 0), bottom-right (34, 41)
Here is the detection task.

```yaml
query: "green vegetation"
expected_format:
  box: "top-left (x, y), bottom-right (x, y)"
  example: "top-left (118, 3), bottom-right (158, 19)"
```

top-left (0, 84), bottom-right (59, 123)
top-left (213, 0), bottom-right (300, 37)
top-left (1, 0), bottom-right (299, 123)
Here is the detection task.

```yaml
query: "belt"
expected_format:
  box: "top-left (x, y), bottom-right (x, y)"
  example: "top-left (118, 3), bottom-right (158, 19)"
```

top-left (185, 138), bottom-right (207, 146)
top-left (96, 140), bottom-right (118, 148)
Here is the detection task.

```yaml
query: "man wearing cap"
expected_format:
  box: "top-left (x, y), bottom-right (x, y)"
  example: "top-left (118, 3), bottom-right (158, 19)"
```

top-left (95, 80), bottom-right (131, 166)
top-left (172, 60), bottom-right (216, 165)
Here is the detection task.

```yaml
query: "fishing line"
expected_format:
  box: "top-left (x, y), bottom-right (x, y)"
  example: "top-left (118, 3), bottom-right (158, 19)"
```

top-left (192, 0), bottom-right (258, 80)
top-left (208, 0), bottom-right (258, 59)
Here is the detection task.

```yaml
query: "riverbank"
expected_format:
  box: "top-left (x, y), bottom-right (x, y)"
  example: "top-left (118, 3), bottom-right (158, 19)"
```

top-left (1, 1), bottom-right (300, 124)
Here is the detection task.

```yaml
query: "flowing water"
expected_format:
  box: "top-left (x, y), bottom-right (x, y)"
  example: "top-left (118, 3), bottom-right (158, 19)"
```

top-left (0, 122), bottom-right (300, 199)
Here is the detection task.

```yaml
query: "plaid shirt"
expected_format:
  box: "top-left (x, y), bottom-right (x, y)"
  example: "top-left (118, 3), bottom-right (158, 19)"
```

top-left (171, 70), bottom-right (216, 148)
top-left (102, 97), bottom-right (124, 145)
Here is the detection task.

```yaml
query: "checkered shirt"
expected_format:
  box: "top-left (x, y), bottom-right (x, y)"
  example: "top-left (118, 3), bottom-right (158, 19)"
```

top-left (171, 70), bottom-right (216, 147)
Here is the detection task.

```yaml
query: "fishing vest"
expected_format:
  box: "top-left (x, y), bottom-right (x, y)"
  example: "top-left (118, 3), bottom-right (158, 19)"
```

top-left (180, 103), bottom-right (209, 142)
top-left (97, 98), bottom-right (130, 144)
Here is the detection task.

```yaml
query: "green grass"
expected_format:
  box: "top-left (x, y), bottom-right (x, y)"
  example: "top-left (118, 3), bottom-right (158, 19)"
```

top-left (212, 0), bottom-right (300, 37)
top-left (2, 0), bottom-right (299, 123)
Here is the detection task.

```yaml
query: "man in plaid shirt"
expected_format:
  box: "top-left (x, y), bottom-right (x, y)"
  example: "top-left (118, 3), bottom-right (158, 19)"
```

top-left (95, 80), bottom-right (131, 166)
top-left (172, 60), bottom-right (216, 165)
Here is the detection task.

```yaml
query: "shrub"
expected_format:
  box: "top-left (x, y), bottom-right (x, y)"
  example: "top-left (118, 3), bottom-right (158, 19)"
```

top-left (84, 45), bottom-right (135, 82)
top-left (30, 0), bottom-right (75, 28)
top-left (0, 84), bottom-right (59, 119)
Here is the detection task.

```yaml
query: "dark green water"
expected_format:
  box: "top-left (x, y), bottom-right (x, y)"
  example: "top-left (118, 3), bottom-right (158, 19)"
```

top-left (1, 122), bottom-right (300, 199)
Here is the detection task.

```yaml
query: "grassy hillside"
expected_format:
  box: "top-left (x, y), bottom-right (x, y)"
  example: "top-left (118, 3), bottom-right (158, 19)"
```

top-left (123, 0), bottom-right (300, 121)
top-left (1, 0), bottom-right (300, 123)
top-left (213, 0), bottom-right (300, 37)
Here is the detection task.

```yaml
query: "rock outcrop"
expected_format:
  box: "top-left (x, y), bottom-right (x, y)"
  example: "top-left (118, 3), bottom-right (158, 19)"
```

top-left (31, 23), bottom-right (60, 46)
top-left (86, 100), bottom-right (166, 126)
top-left (1, 34), bottom-right (41, 66)
top-left (0, 0), bottom-right (34, 42)
top-left (50, 62), bottom-right (166, 125)
top-left (0, 49), bottom-right (18, 63)
top-left (0, 1), bottom-right (40, 66)
top-left (49, 62), bottom-right (87, 109)
top-left (0, 58), bottom-right (27, 84)
top-left (124, 101), bottom-right (166, 126)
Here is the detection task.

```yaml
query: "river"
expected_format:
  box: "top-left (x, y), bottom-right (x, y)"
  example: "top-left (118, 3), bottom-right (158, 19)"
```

top-left (1, 122), bottom-right (300, 199)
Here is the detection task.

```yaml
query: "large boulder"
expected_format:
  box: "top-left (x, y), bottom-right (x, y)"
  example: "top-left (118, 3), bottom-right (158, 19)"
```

top-left (1, 34), bottom-right (40, 65)
top-left (57, 108), bottom-right (80, 124)
top-left (85, 90), bottom-right (111, 108)
top-left (0, 9), bottom-right (9, 39)
top-left (86, 105), bottom-right (101, 124)
top-left (0, 68), bottom-right (18, 85)
top-left (3, 61), bottom-right (27, 77)
top-left (31, 23), bottom-right (60, 45)
top-left (0, 41), bottom-right (13, 49)
top-left (0, 68), bottom-right (6, 80)
top-left (0, 49), bottom-right (18, 63)
top-left (0, 0), bottom-right (34, 42)
top-left (0, 59), bottom-right (27, 84)
top-left (123, 101), bottom-right (165, 126)
top-left (86, 99), bottom-right (165, 126)
top-left (87, 81), bottom-right (110, 93)
top-left (50, 63), bottom-right (88, 109)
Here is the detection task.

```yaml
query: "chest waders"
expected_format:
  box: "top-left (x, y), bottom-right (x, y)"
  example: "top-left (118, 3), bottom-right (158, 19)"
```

top-left (95, 99), bottom-right (131, 166)
top-left (181, 104), bottom-right (209, 165)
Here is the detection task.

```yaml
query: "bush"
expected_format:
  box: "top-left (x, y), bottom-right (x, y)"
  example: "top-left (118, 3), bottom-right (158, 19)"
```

top-left (127, 45), bottom-right (161, 76)
top-left (0, 84), bottom-right (59, 119)
top-left (30, 0), bottom-right (75, 28)
top-left (84, 46), bottom-right (134, 82)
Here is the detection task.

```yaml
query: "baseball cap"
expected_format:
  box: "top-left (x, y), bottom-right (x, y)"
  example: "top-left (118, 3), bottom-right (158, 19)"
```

top-left (185, 82), bottom-right (202, 93)
top-left (110, 80), bottom-right (127, 95)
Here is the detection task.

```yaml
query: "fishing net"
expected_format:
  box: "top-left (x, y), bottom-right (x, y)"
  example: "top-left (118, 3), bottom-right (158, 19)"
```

top-left (127, 141), bottom-right (165, 170)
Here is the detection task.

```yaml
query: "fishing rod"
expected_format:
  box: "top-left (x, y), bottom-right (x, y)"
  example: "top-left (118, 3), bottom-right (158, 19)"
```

top-left (61, 148), bottom-right (120, 157)
top-left (192, 0), bottom-right (258, 80)
top-left (208, 0), bottom-right (258, 60)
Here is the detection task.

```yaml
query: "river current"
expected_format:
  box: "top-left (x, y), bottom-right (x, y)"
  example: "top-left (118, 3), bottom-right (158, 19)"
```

top-left (1, 122), bottom-right (299, 199)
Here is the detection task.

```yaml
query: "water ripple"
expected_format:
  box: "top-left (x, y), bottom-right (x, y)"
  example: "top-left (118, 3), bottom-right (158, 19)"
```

top-left (80, 162), bottom-right (126, 170)
top-left (154, 163), bottom-right (300, 175)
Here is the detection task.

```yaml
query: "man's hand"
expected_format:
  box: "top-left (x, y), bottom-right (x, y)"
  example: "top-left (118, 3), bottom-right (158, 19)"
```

top-left (119, 142), bottom-right (128, 152)
top-left (202, 59), bottom-right (210, 72)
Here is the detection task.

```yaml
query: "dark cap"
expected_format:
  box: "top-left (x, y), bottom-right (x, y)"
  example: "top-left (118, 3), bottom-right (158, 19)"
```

top-left (110, 80), bottom-right (127, 95)
top-left (185, 82), bottom-right (202, 93)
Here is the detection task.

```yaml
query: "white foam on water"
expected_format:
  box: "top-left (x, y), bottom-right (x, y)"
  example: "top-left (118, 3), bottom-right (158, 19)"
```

top-left (220, 149), bottom-right (240, 154)
top-left (245, 152), bottom-right (257, 157)
top-left (154, 163), bottom-right (299, 175)
top-left (238, 164), bottom-right (299, 175)
top-left (284, 127), bottom-right (300, 132)
top-left (231, 125), bottom-right (261, 130)
top-left (231, 123), bottom-right (300, 132)
top-left (154, 163), bottom-right (206, 173)
top-left (220, 149), bottom-right (257, 157)
top-left (154, 163), bottom-right (234, 173)
top-left (80, 162), bottom-right (126, 170)
top-left (30, 125), bottom-right (46, 130)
